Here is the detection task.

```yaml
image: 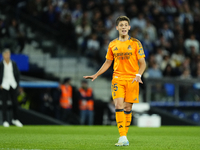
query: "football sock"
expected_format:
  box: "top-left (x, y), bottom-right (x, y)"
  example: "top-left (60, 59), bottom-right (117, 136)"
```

top-left (124, 110), bottom-right (132, 135)
top-left (115, 109), bottom-right (126, 137)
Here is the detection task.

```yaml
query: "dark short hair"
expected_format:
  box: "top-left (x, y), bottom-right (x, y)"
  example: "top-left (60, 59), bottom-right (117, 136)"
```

top-left (116, 16), bottom-right (130, 26)
top-left (2, 48), bottom-right (10, 54)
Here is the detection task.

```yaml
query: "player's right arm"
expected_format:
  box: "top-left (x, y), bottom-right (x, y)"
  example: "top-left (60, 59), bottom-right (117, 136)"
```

top-left (83, 59), bottom-right (113, 81)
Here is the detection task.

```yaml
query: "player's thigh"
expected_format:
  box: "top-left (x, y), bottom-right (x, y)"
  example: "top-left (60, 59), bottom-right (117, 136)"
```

top-left (113, 97), bottom-right (124, 109)
top-left (111, 79), bottom-right (125, 100)
top-left (125, 81), bottom-right (139, 103)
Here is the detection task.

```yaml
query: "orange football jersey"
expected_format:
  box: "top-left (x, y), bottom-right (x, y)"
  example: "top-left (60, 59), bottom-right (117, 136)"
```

top-left (106, 37), bottom-right (145, 80)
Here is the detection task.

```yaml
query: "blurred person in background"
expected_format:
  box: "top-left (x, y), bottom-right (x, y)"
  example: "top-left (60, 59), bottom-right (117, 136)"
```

top-left (0, 49), bottom-right (23, 127)
top-left (40, 88), bottom-right (54, 117)
top-left (59, 77), bottom-right (72, 123)
top-left (146, 61), bottom-right (163, 78)
top-left (86, 33), bottom-right (100, 63)
top-left (17, 87), bottom-right (30, 110)
top-left (78, 80), bottom-right (94, 125)
top-left (52, 84), bottom-right (61, 120)
top-left (8, 19), bottom-right (26, 53)
top-left (26, 0), bottom-right (44, 20)
top-left (184, 34), bottom-right (199, 55)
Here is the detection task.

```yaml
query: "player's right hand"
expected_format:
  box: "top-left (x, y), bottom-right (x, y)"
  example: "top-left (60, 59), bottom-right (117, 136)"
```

top-left (83, 75), bottom-right (97, 81)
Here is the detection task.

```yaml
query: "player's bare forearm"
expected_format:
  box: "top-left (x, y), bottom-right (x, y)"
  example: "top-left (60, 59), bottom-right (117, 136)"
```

top-left (83, 59), bottom-right (113, 81)
top-left (132, 58), bottom-right (146, 84)
top-left (138, 58), bottom-right (146, 75)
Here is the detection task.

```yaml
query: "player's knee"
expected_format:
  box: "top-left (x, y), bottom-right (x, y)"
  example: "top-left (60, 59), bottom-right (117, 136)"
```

top-left (115, 102), bottom-right (123, 109)
top-left (124, 106), bottom-right (132, 112)
top-left (124, 107), bottom-right (132, 111)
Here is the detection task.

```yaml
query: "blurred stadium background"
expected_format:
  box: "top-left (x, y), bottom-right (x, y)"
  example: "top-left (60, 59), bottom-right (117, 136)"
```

top-left (0, 0), bottom-right (200, 126)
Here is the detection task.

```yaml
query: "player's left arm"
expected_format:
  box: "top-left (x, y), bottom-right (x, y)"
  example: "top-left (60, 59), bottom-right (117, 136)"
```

top-left (132, 57), bottom-right (146, 84)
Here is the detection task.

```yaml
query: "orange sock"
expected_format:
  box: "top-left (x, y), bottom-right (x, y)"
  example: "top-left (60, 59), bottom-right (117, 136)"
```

top-left (124, 111), bottom-right (132, 135)
top-left (115, 109), bottom-right (126, 137)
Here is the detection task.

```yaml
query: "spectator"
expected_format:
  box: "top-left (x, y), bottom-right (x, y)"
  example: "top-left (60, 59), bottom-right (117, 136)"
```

top-left (171, 49), bottom-right (185, 67)
top-left (155, 35), bottom-right (171, 51)
top-left (146, 62), bottom-right (163, 78)
top-left (0, 18), bottom-right (8, 49)
top-left (141, 32), bottom-right (154, 53)
top-left (126, 4), bottom-right (138, 19)
top-left (59, 14), bottom-right (77, 49)
top-left (160, 54), bottom-right (176, 71)
top-left (184, 34), bottom-right (199, 55)
top-left (164, 0), bottom-right (177, 19)
top-left (43, 4), bottom-right (58, 27)
top-left (113, 5), bottom-right (125, 19)
top-left (163, 64), bottom-right (176, 77)
top-left (0, 49), bottom-right (23, 127)
top-left (143, 20), bottom-right (157, 42)
top-left (105, 15), bottom-right (115, 30)
top-left (179, 2), bottom-right (193, 25)
top-left (0, 18), bottom-right (7, 39)
top-left (52, 86), bottom-right (61, 120)
top-left (86, 33), bottom-right (100, 62)
top-left (8, 19), bottom-right (26, 53)
top-left (130, 13), bottom-right (146, 30)
top-left (75, 18), bottom-right (91, 52)
top-left (60, 2), bottom-right (71, 23)
top-left (71, 3), bottom-right (83, 23)
top-left (159, 22), bottom-right (174, 42)
top-left (79, 80), bottom-right (94, 125)
top-left (40, 88), bottom-right (54, 117)
top-left (26, 0), bottom-right (44, 19)
top-left (59, 77), bottom-right (73, 123)
top-left (192, 1), bottom-right (200, 15)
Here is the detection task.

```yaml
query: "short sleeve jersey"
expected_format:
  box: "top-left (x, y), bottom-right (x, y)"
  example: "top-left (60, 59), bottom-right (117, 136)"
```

top-left (106, 37), bottom-right (145, 80)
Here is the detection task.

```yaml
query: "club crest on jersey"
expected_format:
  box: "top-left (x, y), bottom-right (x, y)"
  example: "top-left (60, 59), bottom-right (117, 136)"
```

top-left (114, 47), bottom-right (118, 51)
top-left (128, 45), bottom-right (132, 50)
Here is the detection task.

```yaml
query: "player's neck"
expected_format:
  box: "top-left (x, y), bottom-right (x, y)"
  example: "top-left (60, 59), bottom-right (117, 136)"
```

top-left (118, 35), bottom-right (129, 42)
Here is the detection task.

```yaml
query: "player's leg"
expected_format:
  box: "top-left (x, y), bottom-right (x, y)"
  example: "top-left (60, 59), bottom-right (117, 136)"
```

top-left (112, 79), bottom-right (129, 146)
top-left (124, 102), bottom-right (133, 135)
top-left (124, 80), bottom-right (139, 135)
top-left (114, 98), bottom-right (129, 146)
top-left (114, 98), bottom-right (126, 137)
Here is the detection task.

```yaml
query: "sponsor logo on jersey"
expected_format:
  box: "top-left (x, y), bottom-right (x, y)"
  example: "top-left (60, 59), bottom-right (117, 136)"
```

top-left (114, 47), bottom-right (118, 51)
top-left (128, 45), bottom-right (132, 50)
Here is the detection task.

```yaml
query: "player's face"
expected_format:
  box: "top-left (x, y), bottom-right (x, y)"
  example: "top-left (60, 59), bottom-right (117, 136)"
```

top-left (116, 21), bottom-right (130, 36)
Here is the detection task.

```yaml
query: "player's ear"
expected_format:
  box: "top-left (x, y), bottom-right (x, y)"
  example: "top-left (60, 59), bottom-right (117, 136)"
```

top-left (128, 25), bottom-right (131, 30)
top-left (116, 26), bottom-right (118, 30)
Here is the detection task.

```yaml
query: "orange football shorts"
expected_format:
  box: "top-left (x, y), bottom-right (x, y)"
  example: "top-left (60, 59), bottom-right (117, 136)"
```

top-left (111, 79), bottom-right (139, 103)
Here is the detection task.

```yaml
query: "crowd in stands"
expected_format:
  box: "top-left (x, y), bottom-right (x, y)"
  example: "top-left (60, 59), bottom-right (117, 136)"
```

top-left (1, 0), bottom-right (200, 79)
top-left (16, 0), bottom-right (200, 79)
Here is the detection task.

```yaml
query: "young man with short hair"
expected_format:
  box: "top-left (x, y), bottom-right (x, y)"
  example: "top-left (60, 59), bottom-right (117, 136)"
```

top-left (84, 16), bottom-right (146, 146)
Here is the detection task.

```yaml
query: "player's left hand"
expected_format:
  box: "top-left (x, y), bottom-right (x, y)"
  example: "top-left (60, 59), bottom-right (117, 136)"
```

top-left (132, 76), bottom-right (143, 84)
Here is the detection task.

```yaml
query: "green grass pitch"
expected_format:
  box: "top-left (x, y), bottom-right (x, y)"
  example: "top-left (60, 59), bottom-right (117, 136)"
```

top-left (0, 126), bottom-right (200, 150)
